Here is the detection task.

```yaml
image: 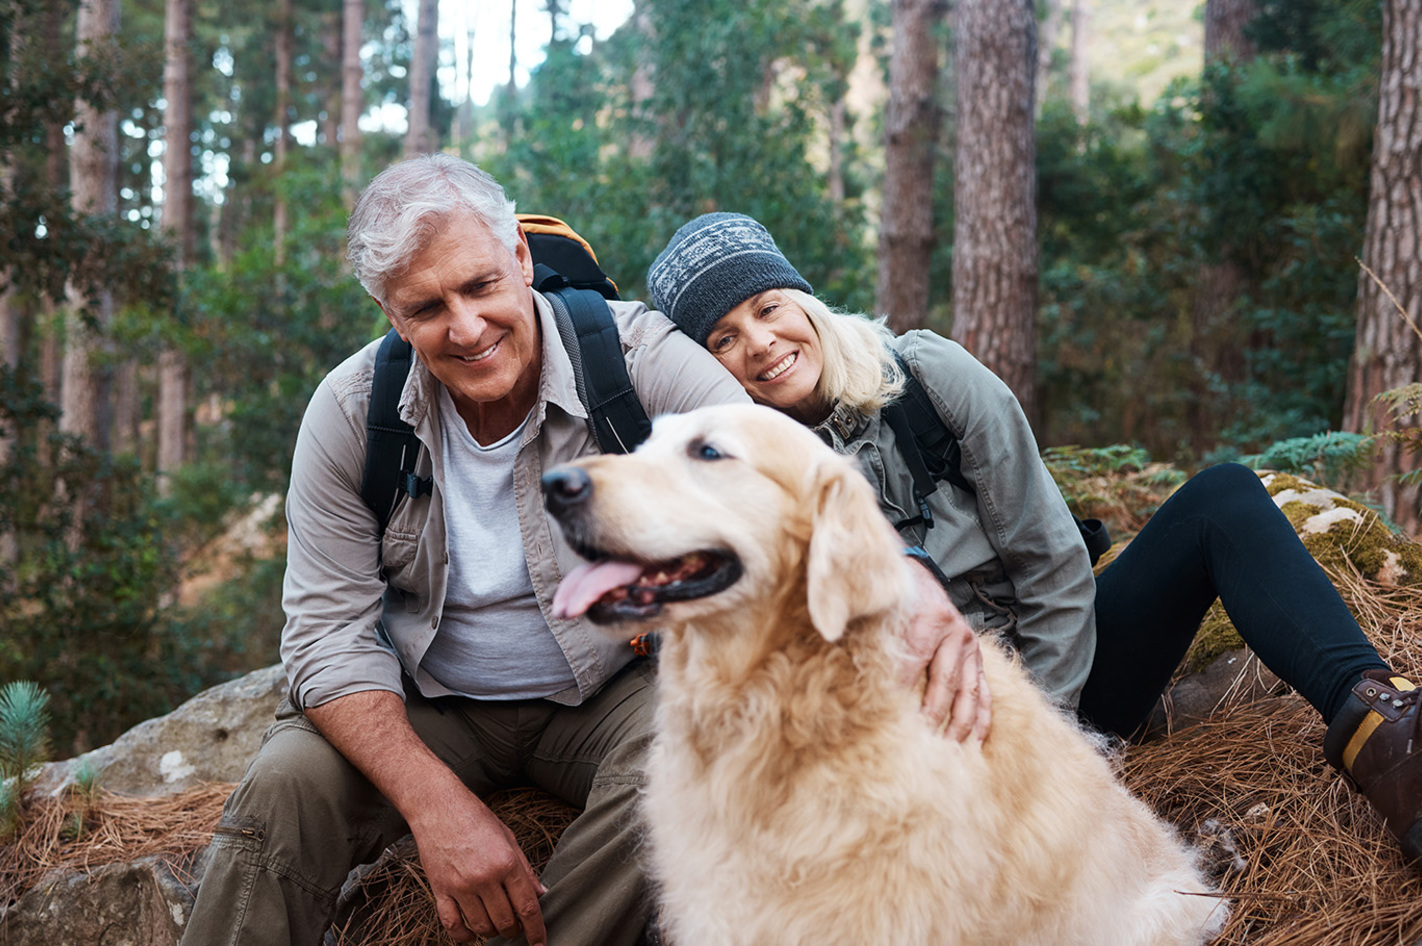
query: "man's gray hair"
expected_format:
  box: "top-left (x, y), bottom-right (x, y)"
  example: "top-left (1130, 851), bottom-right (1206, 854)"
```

top-left (347, 153), bottom-right (520, 304)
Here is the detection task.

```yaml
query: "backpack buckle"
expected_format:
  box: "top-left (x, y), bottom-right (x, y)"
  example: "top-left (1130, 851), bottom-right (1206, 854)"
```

top-left (402, 472), bottom-right (432, 499)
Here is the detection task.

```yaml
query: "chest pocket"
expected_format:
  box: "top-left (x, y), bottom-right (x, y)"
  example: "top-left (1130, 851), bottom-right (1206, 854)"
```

top-left (379, 526), bottom-right (420, 587)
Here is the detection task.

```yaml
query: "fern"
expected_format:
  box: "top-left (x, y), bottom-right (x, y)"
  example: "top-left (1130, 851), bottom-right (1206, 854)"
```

top-left (1241, 431), bottom-right (1375, 484)
top-left (1375, 383), bottom-right (1422, 464)
top-left (1041, 444), bottom-right (1152, 478)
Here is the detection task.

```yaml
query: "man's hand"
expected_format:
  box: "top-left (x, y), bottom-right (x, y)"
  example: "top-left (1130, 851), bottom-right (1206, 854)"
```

top-left (409, 788), bottom-right (548, 944)
top-left (899, 561), bottom-right (992, 744)
top-left (306, 690), bottom-right (549, 945)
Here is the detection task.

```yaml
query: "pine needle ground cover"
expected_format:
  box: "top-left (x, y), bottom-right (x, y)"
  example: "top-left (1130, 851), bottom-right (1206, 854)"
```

top-left (3, 474), bottom-right (1420, 945)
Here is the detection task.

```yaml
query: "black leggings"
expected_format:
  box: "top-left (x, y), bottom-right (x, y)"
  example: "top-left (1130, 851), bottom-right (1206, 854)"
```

top-left (1076, 462), bottom-right (1388, 738)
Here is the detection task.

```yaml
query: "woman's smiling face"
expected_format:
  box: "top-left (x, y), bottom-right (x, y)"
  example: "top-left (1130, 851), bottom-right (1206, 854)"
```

top-left (704, 290), bottom-right (828, 424)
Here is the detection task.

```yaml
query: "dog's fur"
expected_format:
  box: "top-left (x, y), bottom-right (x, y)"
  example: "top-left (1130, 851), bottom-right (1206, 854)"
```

top-left (545, 404), bottom-right (1227, 946)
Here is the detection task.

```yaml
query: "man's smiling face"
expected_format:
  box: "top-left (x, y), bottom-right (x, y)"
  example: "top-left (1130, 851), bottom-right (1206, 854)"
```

top-left (379, 213), bottom-right (541, 440)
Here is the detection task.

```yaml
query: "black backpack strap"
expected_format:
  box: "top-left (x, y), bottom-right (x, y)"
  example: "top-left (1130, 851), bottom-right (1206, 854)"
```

top-left (535, 263), bottom-right (651, 455)
top-left (881, 401), bottom-right (941, 531)
top-left (361, 328), bottom-right (432, 534)
top-left (886, 350), bottom-right (1110, 565)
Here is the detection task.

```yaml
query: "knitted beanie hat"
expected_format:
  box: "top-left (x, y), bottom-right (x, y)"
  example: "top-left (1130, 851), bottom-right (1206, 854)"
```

top-left (647, 212), bottom-right (812, 346)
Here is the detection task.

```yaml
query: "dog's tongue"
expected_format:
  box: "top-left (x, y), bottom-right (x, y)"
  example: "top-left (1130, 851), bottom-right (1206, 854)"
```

top-left (553, 559), bottom-right (646, 619)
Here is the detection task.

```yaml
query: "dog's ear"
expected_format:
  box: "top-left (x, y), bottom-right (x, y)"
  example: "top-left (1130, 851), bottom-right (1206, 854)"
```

top-left (804, 456), bottom-right (908, 642)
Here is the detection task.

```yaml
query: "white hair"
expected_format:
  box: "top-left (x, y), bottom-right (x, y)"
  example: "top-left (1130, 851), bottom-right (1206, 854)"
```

top-left (782, 289), bottom-right (906, 414)
top-left (347, 153), bottom-right (519, 304)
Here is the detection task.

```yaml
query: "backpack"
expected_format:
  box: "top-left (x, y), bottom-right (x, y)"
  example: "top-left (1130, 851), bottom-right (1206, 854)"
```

top-left (359, 214), bottom-right (652, 534)
top-left (881, 352), bottom-right (1112, 567)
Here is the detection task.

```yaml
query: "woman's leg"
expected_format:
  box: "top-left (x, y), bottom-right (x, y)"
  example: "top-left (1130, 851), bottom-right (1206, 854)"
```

top-left (1077, 462), bottom-right (1386, 737)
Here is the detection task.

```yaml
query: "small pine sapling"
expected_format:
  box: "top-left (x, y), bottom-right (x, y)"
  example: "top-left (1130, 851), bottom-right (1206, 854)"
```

top-left (0, 680), bottom-right (53, 837)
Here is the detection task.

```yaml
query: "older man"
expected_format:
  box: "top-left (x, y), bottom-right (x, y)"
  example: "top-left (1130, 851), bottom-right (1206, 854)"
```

top-left (181, 154), bottom-right (748, 946)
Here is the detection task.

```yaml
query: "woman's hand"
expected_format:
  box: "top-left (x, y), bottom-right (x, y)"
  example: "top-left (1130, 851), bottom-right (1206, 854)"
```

top-left (899, 562), bottom-right (993, 744)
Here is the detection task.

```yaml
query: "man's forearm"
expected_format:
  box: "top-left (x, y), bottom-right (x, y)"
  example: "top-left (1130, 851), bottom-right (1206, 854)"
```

top-left (305, 689), bottom-right (469, 823)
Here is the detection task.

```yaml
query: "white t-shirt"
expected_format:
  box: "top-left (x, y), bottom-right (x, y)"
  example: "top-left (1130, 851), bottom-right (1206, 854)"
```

top-left (418, 385), bottom-right (578, 699)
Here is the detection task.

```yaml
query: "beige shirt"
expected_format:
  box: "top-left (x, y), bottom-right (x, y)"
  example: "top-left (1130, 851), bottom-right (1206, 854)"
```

top-left (279, 292), bottom-right (750, 710)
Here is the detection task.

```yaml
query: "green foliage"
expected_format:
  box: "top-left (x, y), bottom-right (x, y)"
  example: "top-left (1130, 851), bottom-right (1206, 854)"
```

top-left (479, 0), bottom-right (870, 309)
top-left (1036, 19), bottom-right (1375, 461)
top-left (0, 681), bottom-right (51, 786)
top-left (1041, 443), bottom-right (1153, 478)
top-left (0, 680), bottom-right (51, 837)
top-left (1240, 431), bottom-right (1376, 485)
top-left (61, 757), bottom-right (102, 841)
top-left (0, 367), bottom-right (277, 752)
top-left (1375, 384), bottom-right (1422, 487)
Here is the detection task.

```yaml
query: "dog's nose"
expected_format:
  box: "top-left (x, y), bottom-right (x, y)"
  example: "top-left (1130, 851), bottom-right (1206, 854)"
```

top-left (542, 466), bottom-right (593, 518)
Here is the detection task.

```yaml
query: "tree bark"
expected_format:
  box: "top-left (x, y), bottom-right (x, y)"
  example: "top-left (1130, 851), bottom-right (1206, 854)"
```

top-left (273, 0), bottom-right (292, 264)
top-left (1343, 0), bottom-right (1422, 537)
top-left (1, 3), bottom-right (21, 571)
top-left (1204, 0), bottom-right (1257, 63)
top-left (950, 0), bottom-right (1040, 426)
top-left (341, 0), bottom-right (364, 202)
top-left (158, 0), bottom-right (194, 491)
top-left (1035, 0), bottom-right (1063, 114)
top-left (322, 8), bottom-right (342, 148)
top-left (627, 0), bottom-right (656, 160)
top-left (61, 0), bottom-right (121, 453)
top-left (1067, 0), bottom-right (1090, 123)
top-left (405, 0), bottom-right (438, 155)
top-left (876, 0), bottom-right (946, 333)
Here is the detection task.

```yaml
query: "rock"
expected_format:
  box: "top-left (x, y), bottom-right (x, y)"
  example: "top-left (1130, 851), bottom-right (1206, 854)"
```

top-left (0, 852), bottom-right (205, 946)
top-left (34, 664), bottom-right (286, 798)
top-left (1260, 471), bottom-right (1421, 586)
top-left (1143, 647), bottom-right (1282, 738)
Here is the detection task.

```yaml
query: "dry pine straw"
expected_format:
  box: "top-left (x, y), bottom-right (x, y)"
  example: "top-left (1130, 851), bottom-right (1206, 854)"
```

top-left (4, 565), bottom-right (1422, 945)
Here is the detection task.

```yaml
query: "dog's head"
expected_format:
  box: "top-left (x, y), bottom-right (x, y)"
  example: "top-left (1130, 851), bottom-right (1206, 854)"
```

top-left (542, 404), bottom-right (911, 642)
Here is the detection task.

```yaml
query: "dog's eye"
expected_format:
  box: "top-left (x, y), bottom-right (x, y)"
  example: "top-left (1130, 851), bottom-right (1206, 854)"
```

top-left (690, 439), bottom-right (726, 461)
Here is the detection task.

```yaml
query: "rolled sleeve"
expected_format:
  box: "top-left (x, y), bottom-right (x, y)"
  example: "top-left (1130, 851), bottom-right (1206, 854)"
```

top-left (279, 367), bottom-right (406, 709)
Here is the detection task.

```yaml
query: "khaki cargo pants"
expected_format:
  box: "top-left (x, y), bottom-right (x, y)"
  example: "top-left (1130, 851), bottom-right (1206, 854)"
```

top-left (181, 659), bottom-right (656, 946)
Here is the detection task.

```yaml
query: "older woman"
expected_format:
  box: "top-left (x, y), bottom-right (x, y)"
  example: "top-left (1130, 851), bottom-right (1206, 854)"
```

top-left (648, 211), bottom-right (1422, 866)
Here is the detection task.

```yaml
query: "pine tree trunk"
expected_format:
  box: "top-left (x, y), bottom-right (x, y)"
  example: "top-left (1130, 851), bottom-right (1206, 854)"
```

top-left (950, 0), bottom-right (1040, 426)
top-left (1344, 0), bottom-right (1422, 537)
top-left (322, 9), bottom-right (342, 148)
top-left (273, 0), bottom-right (292, 265)
top-left (1067, 0), bottom-right (1090, 123)
top-left (1035, 0), bottom-right (1063, 113)
top-left (1, 10), bottom-right (20, 572)
top-left (61, 0), bottom-right (120, 453)
top-left (627, 1), bottom-right (655, 160)
top-left (876, 0), bottom-right (946, 333)
top-left (405, 0), bottom-right (438, 155)
top-left (341, 0), bottom-right (363, 203)
top-left (1204, 0), bottom-right (1257, 62)
top-left (158, 0), bottom-right (193, 492)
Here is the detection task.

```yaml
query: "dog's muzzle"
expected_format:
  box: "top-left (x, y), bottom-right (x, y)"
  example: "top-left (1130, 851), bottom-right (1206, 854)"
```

top-left (542, 466), bottom-right (593, 518)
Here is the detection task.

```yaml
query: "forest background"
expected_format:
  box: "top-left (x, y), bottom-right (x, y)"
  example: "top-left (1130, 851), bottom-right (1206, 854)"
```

top-left (2, 0), bottom-right (1420, 754)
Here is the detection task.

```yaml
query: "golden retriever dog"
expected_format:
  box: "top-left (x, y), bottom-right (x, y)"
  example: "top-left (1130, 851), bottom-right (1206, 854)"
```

top-left (542, 404), bottom-right (1227, 946)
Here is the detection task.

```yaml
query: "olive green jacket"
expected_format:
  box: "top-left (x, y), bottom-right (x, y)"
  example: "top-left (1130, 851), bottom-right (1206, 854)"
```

top-left (816, 330), bottom-right (1097, 706)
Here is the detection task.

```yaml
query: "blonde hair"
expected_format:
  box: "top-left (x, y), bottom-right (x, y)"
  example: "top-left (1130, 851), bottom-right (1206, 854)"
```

top-left (782, 289), bottom-right (906, 414)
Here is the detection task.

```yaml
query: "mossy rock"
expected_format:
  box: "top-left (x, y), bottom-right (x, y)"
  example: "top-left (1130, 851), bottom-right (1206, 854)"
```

top-left (1259, 471), bottom-right (1421, 587)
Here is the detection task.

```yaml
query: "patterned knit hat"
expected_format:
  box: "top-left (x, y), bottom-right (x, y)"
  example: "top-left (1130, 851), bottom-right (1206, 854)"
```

top-left (647, 213), bottom-right (812, 346)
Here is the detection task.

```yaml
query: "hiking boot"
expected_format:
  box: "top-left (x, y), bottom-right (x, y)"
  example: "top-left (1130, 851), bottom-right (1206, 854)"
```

top-left (1324, 669), bottom-right (1422, 863)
